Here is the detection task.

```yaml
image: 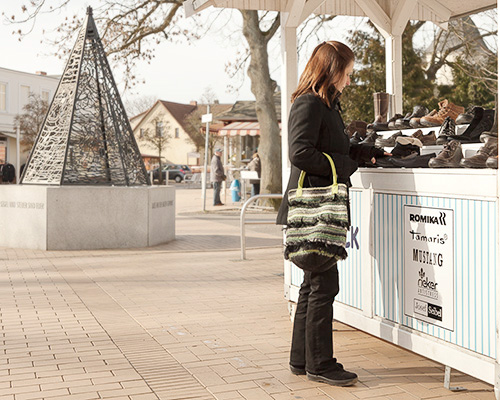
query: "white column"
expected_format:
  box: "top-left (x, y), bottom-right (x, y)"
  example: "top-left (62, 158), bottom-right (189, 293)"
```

top-left (495, 3), bottom-right (500, 399)
top-left (385, 34), bottom-right (403, 116)
top-left (280, 16), bottom-right (298, 300)
top-left (16, 127), bottom-right (20, 184)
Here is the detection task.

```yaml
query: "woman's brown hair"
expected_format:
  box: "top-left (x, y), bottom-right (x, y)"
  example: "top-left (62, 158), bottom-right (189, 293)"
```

top-left (291, 41), bottom-right (354, 108)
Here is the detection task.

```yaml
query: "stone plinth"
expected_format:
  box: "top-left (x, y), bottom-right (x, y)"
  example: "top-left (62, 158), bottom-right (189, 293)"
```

top-left (0, 185), bottom-right (175, 250)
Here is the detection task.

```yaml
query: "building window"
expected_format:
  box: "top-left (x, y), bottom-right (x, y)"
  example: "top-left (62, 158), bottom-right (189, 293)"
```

top-left (20, 85), bottom-right (30, 108)
top-left (0, 83), bottom-right (6, 112)
top-left (155, 121), bottom-right (164, 137)
top-left (41, 90), bottom-right (50, 104)
top-left (175, 128), bottom-right (179, 138)
top-left (139, 128), bottom-right (145, 138)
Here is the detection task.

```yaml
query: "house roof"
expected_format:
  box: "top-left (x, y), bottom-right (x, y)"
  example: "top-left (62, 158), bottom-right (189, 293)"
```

top-left (159, 100), bottom-right (198, 130)
top-left (217, 92), bottom-right (281, 122)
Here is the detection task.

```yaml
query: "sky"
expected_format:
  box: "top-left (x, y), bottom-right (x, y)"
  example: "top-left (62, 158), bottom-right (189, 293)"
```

top-left (0, 0), bottom-right (365, 107)
top-left (2, 2), bottom-right (493, 108)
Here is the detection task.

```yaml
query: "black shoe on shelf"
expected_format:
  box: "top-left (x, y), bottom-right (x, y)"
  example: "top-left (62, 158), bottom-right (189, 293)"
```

top-left (307, 364), bottom-right (358, 387)
top-left (387, 113), bottom-right (404, 130)
top-left (447, 108), bottom-right (494, 143)
top-left (394, 112), bottom-right (412, 129)
top-left (456, 106), bottom-right (477, 125)
top-left (359, 131), bottom-right (380, 145)
top-left (435, 116), bottom-right (456, 145)
top-left (375, 131), bottom-right (404, 147)
top-left (350, 131), bottom-right (366, 145)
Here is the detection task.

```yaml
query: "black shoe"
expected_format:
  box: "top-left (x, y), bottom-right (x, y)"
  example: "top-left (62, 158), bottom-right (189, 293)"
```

top-left (435, 116), bottom-right (456, 145)
top-left (375, 131), bottom-right (404, 147)
top-left (350, 131), bottom-right (366, 145)
top-left (447, 108), bottom-right (494, 143)
top-left (390, 153), bottom-right (436, 168)
top-left (387, 113), bottom-right (404, 130)
top-left (289, 364), bottom-right (306, 375)
top-left (456, 106), bottom-right (477, 125)
top-left (394, 112), bottom-right (412, 129)
top-left (359, 131), bottom-right (380, 145)
top-left (307, 364), bottom-right (358, 387)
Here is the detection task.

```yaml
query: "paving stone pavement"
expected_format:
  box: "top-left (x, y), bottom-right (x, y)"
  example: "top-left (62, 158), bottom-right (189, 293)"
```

top-left (0, 188), bottom-right (495, 399)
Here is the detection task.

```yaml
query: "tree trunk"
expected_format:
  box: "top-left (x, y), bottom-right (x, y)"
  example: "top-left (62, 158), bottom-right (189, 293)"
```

top-left (240, 10), bottom-right (282, 207)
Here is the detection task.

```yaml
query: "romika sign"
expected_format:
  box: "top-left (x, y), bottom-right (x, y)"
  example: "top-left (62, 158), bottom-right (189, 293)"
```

top-left (404, 205), bottom-right (454, 331)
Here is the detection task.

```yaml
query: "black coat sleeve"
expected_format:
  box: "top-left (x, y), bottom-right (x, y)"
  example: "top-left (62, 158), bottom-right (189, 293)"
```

top-left (288, 95), bottom-right (357, 182)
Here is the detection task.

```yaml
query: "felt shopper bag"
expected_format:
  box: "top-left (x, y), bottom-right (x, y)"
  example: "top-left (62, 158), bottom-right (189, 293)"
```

top-left (284, 153), bottom-right (349, 272)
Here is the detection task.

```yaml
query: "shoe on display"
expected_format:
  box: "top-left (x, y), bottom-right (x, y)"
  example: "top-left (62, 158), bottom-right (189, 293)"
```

top-left (350, 131), bottom-right (366, 145)
top-left (486, 155), bottom-right (498, 169)
top-left (459, 137), bottom-right (498, 168)
top-left (412, 129), bottom-right (437, 145)
top-left (391, 145), bottom-right (420, 159)
top-left (420, 100), bottom-right (465, 127)
top-left (390, 153), bottom-right (436, 168)
top-left (359, 131), bottom-right (381, 145)
top-left (411, 109), bottom-right (435, 128)
top-left (395, 136), bottom-right (423, 147)
top-left (375, 131), bottom-right (404, 147)
top-left (447, 109), bottom-right (494, 143)
top-left (456, 106), bottom-right (477, 125)
top-left (345, 120), bottom-right (368, 137)
top-left (395, 112), bottom-right (412, 129)
top-left (435, 117), bottom-right (456, 145)
top-left (480, 96), bottom-right (498, 142)
top-left (387, 113), bottom-right (404, 130)
top-left (307, 364), bottom-right (358, 387)
top-left (428, 140), bottom-right (463, 168)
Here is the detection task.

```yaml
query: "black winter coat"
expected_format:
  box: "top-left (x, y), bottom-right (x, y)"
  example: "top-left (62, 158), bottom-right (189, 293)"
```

top-left (276, 93), bottom-right (358, 225)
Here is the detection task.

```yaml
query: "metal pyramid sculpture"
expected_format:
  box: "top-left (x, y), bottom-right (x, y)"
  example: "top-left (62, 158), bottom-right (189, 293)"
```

top-left (21, 7), bottom-right (150, 186)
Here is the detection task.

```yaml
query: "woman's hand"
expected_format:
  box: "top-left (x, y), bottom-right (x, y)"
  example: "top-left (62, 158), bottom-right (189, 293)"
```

top-left (370, 152), bottom-right (392, 164)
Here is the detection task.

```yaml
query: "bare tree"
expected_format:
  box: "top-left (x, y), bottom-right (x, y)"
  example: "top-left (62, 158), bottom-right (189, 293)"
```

top-left (140, 118), bottom-right (172, 184)
top-left (124, 95), bottom-right (157, 118)
top-left (184, 87), bottom-right (223, 158)
top-left (240, 11), bottom-right (281, 205)
top-left (7, 3), bottom-right (283, 205)
top-left (13, 93), bottom-right (49, 152)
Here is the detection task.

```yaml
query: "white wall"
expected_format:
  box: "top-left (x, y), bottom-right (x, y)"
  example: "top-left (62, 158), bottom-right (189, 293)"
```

top-left (0, 67), bottom-right (59, 165)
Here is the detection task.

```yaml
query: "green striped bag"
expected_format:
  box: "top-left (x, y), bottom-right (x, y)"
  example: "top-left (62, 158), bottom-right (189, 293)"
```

top-left (284, 153), bottom-right (349, 272)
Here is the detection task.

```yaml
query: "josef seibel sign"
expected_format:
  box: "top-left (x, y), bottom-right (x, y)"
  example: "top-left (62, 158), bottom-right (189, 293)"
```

top-left (404, 205), bottom-right (454, 331)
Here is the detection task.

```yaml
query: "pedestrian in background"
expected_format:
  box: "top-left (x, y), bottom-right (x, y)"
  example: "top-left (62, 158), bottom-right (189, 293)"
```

top-left (276, 40), bottom-right (384, 387)
top-left (210, 148), bottom-right (226, 206)
top-left (247, 152), bottom-right (261, 197)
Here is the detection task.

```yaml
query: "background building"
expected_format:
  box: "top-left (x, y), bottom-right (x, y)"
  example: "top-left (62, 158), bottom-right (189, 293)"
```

top-left (0, 67), bottom-right (58, 166)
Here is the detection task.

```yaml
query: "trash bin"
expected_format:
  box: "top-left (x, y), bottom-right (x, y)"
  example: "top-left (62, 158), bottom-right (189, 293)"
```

top-left (230, 179), bottom-right (241, 202)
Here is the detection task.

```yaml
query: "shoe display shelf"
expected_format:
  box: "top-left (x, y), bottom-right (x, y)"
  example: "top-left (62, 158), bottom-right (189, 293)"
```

top-left (372, 125), bottom-right (483, 159)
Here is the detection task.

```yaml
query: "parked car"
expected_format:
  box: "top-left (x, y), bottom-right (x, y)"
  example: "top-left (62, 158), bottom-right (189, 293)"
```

top-left (153, 164), bottom-right (193, 183)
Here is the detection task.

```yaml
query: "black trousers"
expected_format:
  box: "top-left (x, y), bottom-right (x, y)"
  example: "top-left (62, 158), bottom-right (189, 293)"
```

top-left (290, 262), bottom-right (339, 374)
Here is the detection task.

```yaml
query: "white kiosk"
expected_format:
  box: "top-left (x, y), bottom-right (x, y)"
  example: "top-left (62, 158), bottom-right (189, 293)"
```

top-left (184, 0), bottom-right (499, 396)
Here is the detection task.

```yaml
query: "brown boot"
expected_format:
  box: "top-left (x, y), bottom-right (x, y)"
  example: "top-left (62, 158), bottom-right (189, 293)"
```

top-left (420, 100), bottom-right (465, 127)
top-left (411, 130), bottom-right (437, 146)
top-left (460, 137), bottom-right (498, 168)
top-left (428, 140), bottom-right (463, 168)
top-left (486, 155), bottom-right (498, 169)
top-left (370, 92), bottom-right (390, 130)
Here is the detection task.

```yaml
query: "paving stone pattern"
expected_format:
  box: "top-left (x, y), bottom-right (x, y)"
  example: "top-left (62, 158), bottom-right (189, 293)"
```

top-left (0, 188), bottom-right (495, 399)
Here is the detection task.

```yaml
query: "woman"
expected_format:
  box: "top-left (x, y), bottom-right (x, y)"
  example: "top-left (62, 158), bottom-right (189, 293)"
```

top-left (276, 41), bottom-right (384, 387)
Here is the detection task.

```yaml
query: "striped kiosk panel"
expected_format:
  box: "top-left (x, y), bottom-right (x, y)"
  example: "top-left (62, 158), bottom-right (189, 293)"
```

top-left (290, 190), bottom-right (362, 310)
top-left (373, 193), bottom-right (497, 358)
top-left (336, 189), bottom-right (362, 309)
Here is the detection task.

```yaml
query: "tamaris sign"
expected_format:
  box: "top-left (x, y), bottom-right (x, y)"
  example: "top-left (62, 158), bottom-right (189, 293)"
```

top-left (404, 205), bottom-right (454, 331)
